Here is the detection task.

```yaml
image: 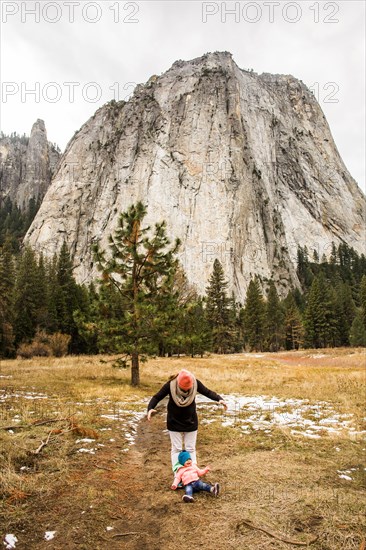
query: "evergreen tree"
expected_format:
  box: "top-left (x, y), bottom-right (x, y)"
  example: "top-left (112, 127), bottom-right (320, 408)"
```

top-left (283, 292), bottom-right (304, 350)
top-left (228, 292), bottom-right (242, 352)
top-left (93, 202), bottom-right (180, 386)
top-left (349, 309), bottom-right (366, 347)
top-left (73, 282), bottom-right (102, 355)
top-left (179, 299), bottom-right (212, 357)
top-left (297, 246), bottom-right (313, 288)
top-left (0, 239), bottom-right (15, 356)
top-left (333, 281), bottom-right (356, 346)
top-left (45, 255), bottom-right (61, 333)
top-left (13, 246), bottom-right (43, 344)
top-left (360, 275), bottom-right (366, 328)
top-left (55, 242), bottom-right (84, 351)
top-left (205, 259), bottom-right (233, 353)
top-left (243, 277), bottom-right (266, 351)
top-left (265, 281), bottom-right (284, 351)
top-left (304, 273), bottom-right (335, 348)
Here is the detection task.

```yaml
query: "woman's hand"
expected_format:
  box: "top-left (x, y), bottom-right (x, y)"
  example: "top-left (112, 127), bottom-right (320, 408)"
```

top-left (219, 400), bottom-right (228, 411)
top-left (147, 409), bottom-right (157, 421)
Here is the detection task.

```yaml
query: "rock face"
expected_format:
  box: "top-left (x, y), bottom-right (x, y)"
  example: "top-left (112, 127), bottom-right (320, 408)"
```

top-left (0, 119), bottom-right (60, 210)
top-left (25, 52), bottom-right (365, 299)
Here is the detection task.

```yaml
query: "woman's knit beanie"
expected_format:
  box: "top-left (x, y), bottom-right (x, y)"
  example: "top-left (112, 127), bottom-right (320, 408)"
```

top-left (178, 450), bottom-right (191, 465)
top-left (177, 369), bottom-right (194, 390)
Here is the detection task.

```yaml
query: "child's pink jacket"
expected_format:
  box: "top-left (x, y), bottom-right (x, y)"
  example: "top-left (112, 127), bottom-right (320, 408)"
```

top-left (173, 464), bottom-right (209, 487)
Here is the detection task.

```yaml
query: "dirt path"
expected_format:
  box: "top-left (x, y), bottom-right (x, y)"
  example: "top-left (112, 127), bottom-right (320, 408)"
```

top-left (96, 416), bottom-right (234, 550)
top-left (12, 415), bottom-right (239, 549)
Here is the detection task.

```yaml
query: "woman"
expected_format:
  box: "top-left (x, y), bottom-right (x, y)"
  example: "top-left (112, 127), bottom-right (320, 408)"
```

top-left (147, 369), bottom-right (227, 468)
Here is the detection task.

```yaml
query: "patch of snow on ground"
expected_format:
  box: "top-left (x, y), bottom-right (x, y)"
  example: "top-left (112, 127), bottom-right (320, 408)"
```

top-left (77, 448), bottom-right (96, 454)
top-left (196, 394), bottom-right (365, 440)
top-left (337, 470), bottom-right (353, 481)
top-left (4, 534), bottom-right (18, 549)
top-left (0, 390), bottom-right (49, 403)
top-left (100, 399), bottom-right (148, 450)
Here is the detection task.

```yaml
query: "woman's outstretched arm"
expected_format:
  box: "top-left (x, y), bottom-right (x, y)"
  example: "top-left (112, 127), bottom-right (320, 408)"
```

top-left (147, 380), bottom-right (171, 420)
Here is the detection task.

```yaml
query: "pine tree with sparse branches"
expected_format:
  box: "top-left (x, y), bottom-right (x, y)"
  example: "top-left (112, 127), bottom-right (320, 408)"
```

top-left (93, 202), bottom-right (180, 386)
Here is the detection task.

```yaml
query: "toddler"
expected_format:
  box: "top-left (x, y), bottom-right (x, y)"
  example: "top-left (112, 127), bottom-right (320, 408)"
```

top-left (171, 450), bottom-right (220, 503)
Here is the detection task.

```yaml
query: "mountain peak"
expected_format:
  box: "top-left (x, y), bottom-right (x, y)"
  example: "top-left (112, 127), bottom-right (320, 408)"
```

top-left (25, 54), bottom-right (365, 298)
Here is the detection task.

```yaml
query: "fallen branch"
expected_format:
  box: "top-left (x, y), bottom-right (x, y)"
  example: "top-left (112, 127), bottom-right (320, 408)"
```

top-left (32, 415), bottom-right (74, 427)
top-left (30, 427), bottom-right (73, 455)
top-left (237, 519), bottom-right (318, 546)
top-left (111, 532), bottom-right (140, 538)
top-left (93, 462), bottom-right (113, 471)
top-left (31, 430), bottom-right (54, 455)
top-left (1, 415), bottom-right (74, 431)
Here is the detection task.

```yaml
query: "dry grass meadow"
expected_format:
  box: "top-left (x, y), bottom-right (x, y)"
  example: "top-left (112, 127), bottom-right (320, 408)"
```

top-left (0, 348), bottom-right (365, 549)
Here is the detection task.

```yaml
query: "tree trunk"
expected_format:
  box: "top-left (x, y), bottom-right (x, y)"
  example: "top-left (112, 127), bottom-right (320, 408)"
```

top-left (131, 351), bottom-right (140, 386)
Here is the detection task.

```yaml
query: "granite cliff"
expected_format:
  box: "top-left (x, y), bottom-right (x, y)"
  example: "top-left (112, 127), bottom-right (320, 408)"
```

top-left (25, 53), bottom-right (365, 299)
top-left (0, 119), bottom-right (60, 210)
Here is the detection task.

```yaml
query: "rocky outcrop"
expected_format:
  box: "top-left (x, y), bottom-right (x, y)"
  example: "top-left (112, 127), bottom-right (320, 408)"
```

top-left (0, 119), bottom-right (60, 210)
top-left (25, 52), bottom-right (365, 299)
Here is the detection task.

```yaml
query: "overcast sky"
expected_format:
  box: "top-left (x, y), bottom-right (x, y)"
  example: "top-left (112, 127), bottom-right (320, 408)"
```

top-left (1, 0), bottom-right (365, 192)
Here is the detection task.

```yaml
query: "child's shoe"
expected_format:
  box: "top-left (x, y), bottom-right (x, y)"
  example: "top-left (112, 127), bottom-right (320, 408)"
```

top-left (212, 482), bottom-right (220, 497)
top-left (182, 494), bottom-right (194, 503)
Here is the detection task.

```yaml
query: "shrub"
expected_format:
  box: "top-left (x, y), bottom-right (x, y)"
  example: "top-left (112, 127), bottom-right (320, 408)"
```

top-left (17, 330), bottom-right (71, 359)
top-left (17, 341), bottom-right (52, 359)
top-left (48, 333), bottom-right (71, 357)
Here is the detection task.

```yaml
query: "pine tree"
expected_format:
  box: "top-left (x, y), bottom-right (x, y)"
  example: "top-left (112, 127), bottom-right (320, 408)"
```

top-left (265, 281), bottom-right (284, 351)
top-left (243, 277), bottom-right (266, 351)
top-left (349, 309), bottom-right (366, 347)
top-left (55, 242), bottom-right (84, 351)
top-left (45, 255), bottom-right (61, 333)
top-left (180, 299), bottom-right (212, 357)
top-left (205, 259), bottom-right (233, 353)
top-left (283, 292), bottom-right (304, 350)
top-left (297, 246), bottom-right (313, 289)
top-left (333, 281), bottom-right (356, 346)
top-left (77, 282), bottom-right (103, 355)
top-left (93, 202), bottom-right (180, 386)
top-left (304, 273), bottom-right (335, 348)
top-left (360, 275), bottom-right (366, 328)
top-left (0, 239), bottom-right (15, 356)
top-left (13, 246), bottom-right (43, 344)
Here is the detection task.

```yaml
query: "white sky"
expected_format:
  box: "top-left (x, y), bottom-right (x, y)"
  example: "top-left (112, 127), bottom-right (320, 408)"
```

top-left (0, 0), bottom-right (365, 192)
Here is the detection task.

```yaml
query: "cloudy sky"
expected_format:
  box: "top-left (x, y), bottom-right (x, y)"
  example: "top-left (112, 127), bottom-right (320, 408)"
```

top-left (1, 0), bottom-right (365, 192)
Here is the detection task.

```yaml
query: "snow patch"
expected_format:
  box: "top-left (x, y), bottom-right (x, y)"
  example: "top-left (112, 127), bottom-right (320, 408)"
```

top-left (196, 393), bottom-right (365, 440)
top-left (4, 535), bottom-right (18, 549)
top-left (99, 400), bottom-right (147, 451)
top-left (77, 448), bottom-right (96, 454)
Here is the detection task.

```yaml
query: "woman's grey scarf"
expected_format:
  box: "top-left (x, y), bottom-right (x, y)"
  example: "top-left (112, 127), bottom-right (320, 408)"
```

top-left (170, 375), bottom-right (198, 407)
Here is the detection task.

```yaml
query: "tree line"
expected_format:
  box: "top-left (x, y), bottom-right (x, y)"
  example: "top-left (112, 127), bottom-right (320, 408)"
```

top-left (0, 197), bottom-right (42, 252)
top-left (0, 202), bottom-right (365, 381)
